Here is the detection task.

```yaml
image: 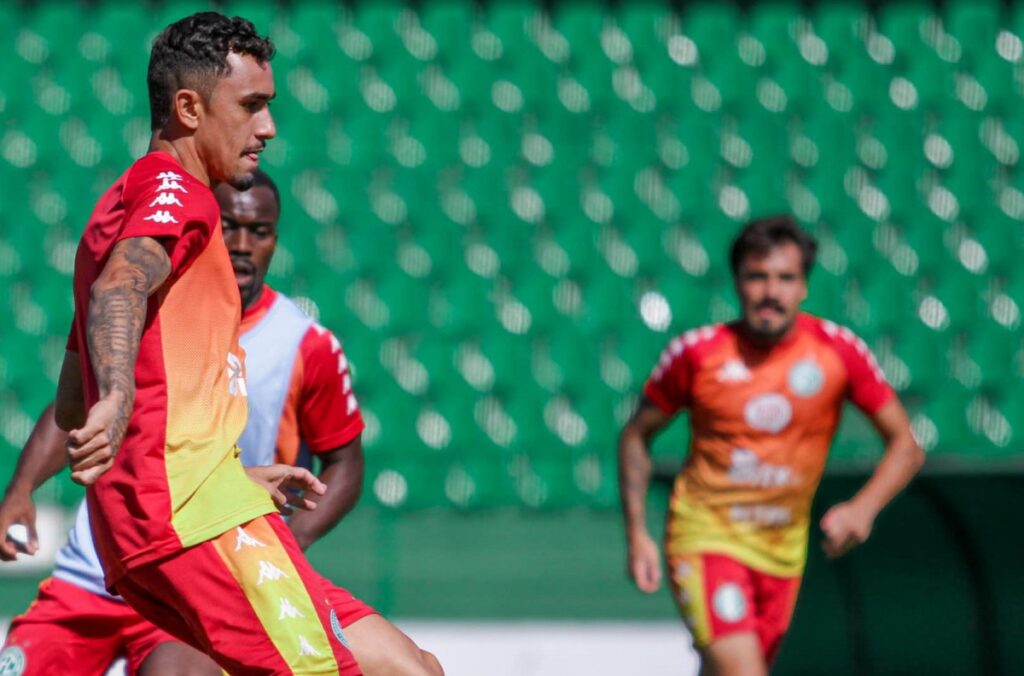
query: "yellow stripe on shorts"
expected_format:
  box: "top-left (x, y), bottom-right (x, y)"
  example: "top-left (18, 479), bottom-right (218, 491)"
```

top-left (669, 553), bottom-right (712, 648)
top-left (212, 518), bottom-right (339, 674)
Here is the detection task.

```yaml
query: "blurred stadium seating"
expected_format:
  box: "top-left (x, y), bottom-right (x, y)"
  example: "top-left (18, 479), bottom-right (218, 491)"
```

top-left (0, 0), bottom-right (1022, 514)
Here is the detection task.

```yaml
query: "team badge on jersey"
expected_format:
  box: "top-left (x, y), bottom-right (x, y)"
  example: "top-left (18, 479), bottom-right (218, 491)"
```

top-left (0, 646), bottom-right (26, 676)
top-left (788, 358), bottom-right (824, 397)
top-left (712, 583), bottom-right (747, 623)
top-left (743, 393), bottom-right (792, 433)
top-left (330, 608), bottom-right (351, 649)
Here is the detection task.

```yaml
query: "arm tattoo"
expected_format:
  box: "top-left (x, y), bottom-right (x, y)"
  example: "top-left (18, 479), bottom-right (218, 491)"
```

top-left (86, 238), bottom-right (171, 449)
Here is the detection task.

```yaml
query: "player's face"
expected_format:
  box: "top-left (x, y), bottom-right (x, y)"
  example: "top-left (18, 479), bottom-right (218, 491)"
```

top-left (196, 52), bottom-right (276, 190)
top-left (735, 242), bottom-right (807, 341)
top-left (218, 184), bottom-right (279, 309)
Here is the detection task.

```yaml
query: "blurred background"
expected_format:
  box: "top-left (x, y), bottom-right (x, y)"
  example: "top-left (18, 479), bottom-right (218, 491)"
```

top-left (0, 0), bottom-right (1022, 674)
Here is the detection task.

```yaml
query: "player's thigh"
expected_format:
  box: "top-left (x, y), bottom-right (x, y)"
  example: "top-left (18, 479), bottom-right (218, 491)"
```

top-left (136, 641), bottom-right (222, 676)
top-left (343, 614), bottom-right (443, 676)
top-left (752, 571), bottom-right (802, 665)
top-left (121, 515), bottom-right (362, 675)
top-left (1, 578), bottom-right (123, 676)
top-left (699, 631), bottom-right (768, 676)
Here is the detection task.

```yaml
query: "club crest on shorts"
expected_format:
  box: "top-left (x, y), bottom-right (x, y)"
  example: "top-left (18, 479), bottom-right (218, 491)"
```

top-left (788, 358), bottom-right (824, 397)
top-left (0, 646), bottom-right (26, 676)
top-left (330, 608), bottom-right (350, 649)
top-left (743, 393), bottom-right (792, 433)
top-left (712, 583), bottom-right (747, 623)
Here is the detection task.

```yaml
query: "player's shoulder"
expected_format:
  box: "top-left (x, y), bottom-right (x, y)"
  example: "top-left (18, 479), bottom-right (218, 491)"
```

top-left (123, 153), bottom-right (212, 205)
top-left (657, 323), bottom-right (729, 367)
top-left (800, 314), bottom-right (871, 353)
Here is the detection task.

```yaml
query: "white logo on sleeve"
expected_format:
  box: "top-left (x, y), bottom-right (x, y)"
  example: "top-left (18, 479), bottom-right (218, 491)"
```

top-left (227, 353), bottom-right (248, 397)
top-left (256, 560), bottom-right (289, 585)
top-left (298, 635), bottom-right (322, 657)
top-left (788, 358), bottom-right (824, 397)
top-left (743, 393), bottom-right (793, 433)
top-left (279, 597), bottom-right (306, 620)
top-left (149, 192), bottom-right (185, 208)
top-left (143, 210), bottom-right (178, 224)
top-left (156, 176), bottom-right (188, 193)
top-left (233, 526), bottom-right (266, 551)
top-left (712, 583), bottom-right (748, 623)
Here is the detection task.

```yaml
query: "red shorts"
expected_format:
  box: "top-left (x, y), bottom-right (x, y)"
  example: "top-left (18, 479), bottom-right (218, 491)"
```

top-left (114, 513), bottom-right (364, 675)
top-left (667, 552), bottom-right (801, 664)
top-left (1, 577), bottom-right (175, 675)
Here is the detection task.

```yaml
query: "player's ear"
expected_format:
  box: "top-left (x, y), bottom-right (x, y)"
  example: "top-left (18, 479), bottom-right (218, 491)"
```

top-left (173, 89), bottom-right (203, 131)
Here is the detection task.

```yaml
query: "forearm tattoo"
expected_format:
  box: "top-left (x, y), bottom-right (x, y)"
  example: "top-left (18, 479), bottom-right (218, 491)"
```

top-left (86, 238), bottom-right (171, 450)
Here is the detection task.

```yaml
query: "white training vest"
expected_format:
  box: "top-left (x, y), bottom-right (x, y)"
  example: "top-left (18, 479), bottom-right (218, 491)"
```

top-left (53, 291), bottom-right (315, 600)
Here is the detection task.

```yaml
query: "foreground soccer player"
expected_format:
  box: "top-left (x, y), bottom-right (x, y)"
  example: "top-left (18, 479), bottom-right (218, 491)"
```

top-left (52, 12), bottom-right (359, 673)
top-left (0, 173), bottom-right (441, 675)
top-left (618, 216), bottom-right (924, 676)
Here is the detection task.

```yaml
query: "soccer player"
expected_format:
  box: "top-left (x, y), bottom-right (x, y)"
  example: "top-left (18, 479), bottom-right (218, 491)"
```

top-left (49, 12), bottom-right (360, 673)
top-left (618, 216), bottom-right (925, 676)
top-left (0, 172), bottom-right (442, 675)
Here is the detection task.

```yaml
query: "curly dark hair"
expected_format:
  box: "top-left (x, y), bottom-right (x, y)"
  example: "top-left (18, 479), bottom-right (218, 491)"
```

top-left (148, 12), bottom-right (275, 130)
top-left (729, 215), bottom-right (818, 277)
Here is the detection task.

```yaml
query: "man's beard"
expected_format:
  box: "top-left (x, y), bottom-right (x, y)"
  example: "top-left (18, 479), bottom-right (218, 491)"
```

top-left (230, 173), bottom-right (256, 191)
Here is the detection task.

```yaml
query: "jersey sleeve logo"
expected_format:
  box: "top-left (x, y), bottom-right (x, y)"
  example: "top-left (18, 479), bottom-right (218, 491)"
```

top-left (787, 358), bottom-right (825, 397)
top-left (149, 192), bottom-right (185, 208)
top-left (227, 352), bottom-right (248, 397)
top-left (143, 210), bottom-right (179, 224)
top-left (155, 171), bottom-right (188, 193)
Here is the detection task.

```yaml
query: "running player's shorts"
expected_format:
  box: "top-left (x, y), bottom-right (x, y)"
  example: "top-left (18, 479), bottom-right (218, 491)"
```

top-left (114, 513), bottom-right (363, 675)
top-left (0, 577), bottom-right (176, 675)
top-left (667, 551), bottom-right (801, 664)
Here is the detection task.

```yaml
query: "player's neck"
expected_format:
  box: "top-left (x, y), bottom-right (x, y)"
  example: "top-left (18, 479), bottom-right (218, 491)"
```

top-left (738, 318), bottom-right (800, 350)
top-left (148, 132), bottom-right (210, 186)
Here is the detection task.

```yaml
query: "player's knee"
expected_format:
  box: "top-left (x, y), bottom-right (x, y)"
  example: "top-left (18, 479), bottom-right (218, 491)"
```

top-left (420, 649), bottom-right (444, 676)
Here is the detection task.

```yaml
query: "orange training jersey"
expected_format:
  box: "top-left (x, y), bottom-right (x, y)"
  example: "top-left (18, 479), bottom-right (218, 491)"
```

top-left (68, 152), bottom-right (274, 586)
top-left (644, 314), bottom-right (894, 577)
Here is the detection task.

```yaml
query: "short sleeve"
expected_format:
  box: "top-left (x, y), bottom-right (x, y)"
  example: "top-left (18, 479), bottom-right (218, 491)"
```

top-left (642, 335), bottom-right (694, 416)
top-left (831, 327), bottom-right (895, 415)
top-left (118, 160), bottom-right (213, 275)
top-left (297, 325), bottom-right (364, 453)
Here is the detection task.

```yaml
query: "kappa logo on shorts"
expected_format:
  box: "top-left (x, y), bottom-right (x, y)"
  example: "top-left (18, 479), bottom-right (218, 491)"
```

top-left (330, 608), bottom-right (351, 649)
top-left (712, 583), bottom-right (748, 623)
top-left (0, 646), bottom-right (26, 676)
top-left (788, 358), bottom-right (825, 397)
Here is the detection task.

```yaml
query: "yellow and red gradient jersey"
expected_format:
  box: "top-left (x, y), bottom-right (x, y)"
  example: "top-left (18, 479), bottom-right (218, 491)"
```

top-left (644, 314), bottom-right (894, 577)
top-left (68, 152), bottom-right (274, 587)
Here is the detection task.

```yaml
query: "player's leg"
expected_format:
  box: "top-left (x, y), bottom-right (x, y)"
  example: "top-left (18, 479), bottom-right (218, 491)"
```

top-left (116, 514), bottom-right (361, 675)
top-left (667, 552), bottom-right (767, 676)
top-left (121, 610), bottom-right (221, 676)
top-left (324, 581), bottom-right (443, 676)
top-left (0, 578), bottom-right (126, 676)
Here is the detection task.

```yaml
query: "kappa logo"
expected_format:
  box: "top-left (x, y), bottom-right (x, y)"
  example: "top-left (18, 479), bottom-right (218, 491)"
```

top-left (157, 171), bottom-right (183, 181)
top-left (712, 583), bottom-right (748, 623)
top-left (279, 597), bottom-right (306, 620)
top-left (716, 359), bottom-right (752, 383)
top-left (0, 646), bottom-right (26, 676)
top-left (149, 192), bottom-right (184, 208)
top-left (788, 358), bottom-right (824, 397)
top-left (233, 526), bottom-right (266, 551)
top-left (227, 353), bottom-right (248, 397)
top-left (743, 393), bottom-right (793, 434)
top-left (256, 560), bottom-right (289, 585)
top-left (143, 210), bottom-right (178, 224)
top-left (156, 176), bottom-right (188, 193)
top-left (298, 635), bottom-right (322, 658)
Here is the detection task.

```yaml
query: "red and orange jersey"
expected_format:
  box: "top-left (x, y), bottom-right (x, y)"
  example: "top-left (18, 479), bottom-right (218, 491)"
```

top-left (644, 314), bottom-right (894, 577)
top-left (68, 152), bottom-right (274, 586)
top-left (239, 286), bottom-right (364, 465)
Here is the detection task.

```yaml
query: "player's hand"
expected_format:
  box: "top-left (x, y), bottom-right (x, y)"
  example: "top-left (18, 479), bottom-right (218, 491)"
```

top-left (0, 488), bottom-right (38, 560)
top-left (820, 500), bottom-right (875, 559)
top-left (627, 530), bottom-right (662, 593)
top-left (66, 395), bottom-right (124, 486)
top-left (245, 465), bottom-right (327, 515)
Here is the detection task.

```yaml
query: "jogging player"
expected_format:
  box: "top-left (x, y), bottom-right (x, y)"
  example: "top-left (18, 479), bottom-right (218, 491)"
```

top-left (618, 216), bottom-right (925, 675)
top-left (51, 12), bottom-right (359, 673)
top-left (0, 172), bottom-right (441, 675)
